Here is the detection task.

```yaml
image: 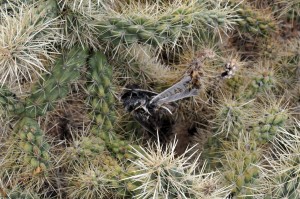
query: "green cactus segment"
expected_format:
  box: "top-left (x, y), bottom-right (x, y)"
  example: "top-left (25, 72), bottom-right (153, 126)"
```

top-left (0, 87), bottom-right (24, 118)
top-left (74, 136), bottom-right (106, 157)
top-left (225, 75), bottom-right (244, 94)
top-left (245, 71), bottom-right (275, 98)
top-left (228, 1), bottom-right (276, 36)
top-left (66, 155), bottom-right (130, 198)
top-left (22, 46), bottom-right (88, 118)
top-left (262, 124), bottom-right (300, 199)
top-left (87, 51), bottom-right (114, 132)
top-left (97, 130), bottom-right (137, 160)
top-left (252, 106), bottom-right (288, 143)
top-left (96, 4), bottom-right (238, 47)
top-left (204, 99), bottom-right (251, 169)
top-left (15, 117), bottom-right (50, 171)
top-left (100, 155), bottom-right (132, 197)
top-left (87, 51), bottom-right (137, 160)
top-left (201, 136), bottom-right (223, 169)
top-left (212, 100), bottom-right (247, 138)
top-left (222, 140), bottom-right (260, 198)
top-left (67, 136), bottom-right (107, 164)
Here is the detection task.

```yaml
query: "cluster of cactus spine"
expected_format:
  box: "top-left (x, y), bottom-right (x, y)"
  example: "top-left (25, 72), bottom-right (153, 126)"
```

top-left (212, 99), bottom-right (249, 138)
top-left (66, 154), bottom-right (133, 198)
top-left (96, 2), bottom-right (238, 48)
top-left (87, 51), bottom-right (138, 160)
top-left (251, 104), bottom-right (288, 144)
top-left (260, 121), bottom-right (300, 199)
top-left (16, 117), bottom-right (50, 172)
top-left (125, 139), bottom-right (228, 198)
top-left (66, 162), bottom-right (112, 199)
top-left (228, 1), bottom-right (276, 36)
top-left (0, 0), bottom-right (61, 89)
top-left (66, 136), bottom-right (106, 165)
top-left (22, 46), bottom-right (88, 118)
top-left (244, 67), bottom-right (276, 99)
top-left (221, 135), bottom-right (261, 198)
top-left (58, 1), bottom-right (104, 49)
top-left (2, 187), bottom-right (39, 199)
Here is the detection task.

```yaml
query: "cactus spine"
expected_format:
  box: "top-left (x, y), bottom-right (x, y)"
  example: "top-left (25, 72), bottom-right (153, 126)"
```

top-left (251, 104), bottom-right (288, 144)
top-left (260, 122), bottom-right (300, 199)
top-left (237, 7), bottom-right (276, 36)
top-left (221, 136), bottom-right (261, 198)
top-left (87, 51), bottom-right (136, 160)
top-left (23, 46), bottom-right (88, 118)
top-left (126, 139), bottom-right (229, 198)
top-left (15, 117), bottom-right (50, 171)
top-left (96, 2), bottom-right (238, 48)
top-left (0, 0), bottom-right (60, 88)
top-left (0, 87), bottom-right (24, 120)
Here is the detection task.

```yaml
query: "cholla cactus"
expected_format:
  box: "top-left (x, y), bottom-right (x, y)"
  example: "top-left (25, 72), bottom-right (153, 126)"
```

top-left (125, 137), bottom-right (229, 198)
top-left (57, 0), bottom-right (109, 49)
top-left (95, 0), bottom-right (239, 50)
top-left (259, 121), bottom-right (300, 199)
top-left (211, 98), bottom-right (252, 138)
top-left (65, 135), bottom-right (107, 165)
top-left (251, 99), bottom-right (289, 144)
top-left (23, 45), bottom-right (88, 118)
top-left (244, 61), bottom-right (277, 99)
top-left (65, 163), bottom-right (112, 199)
top-left (221, 133), bottom-right (261, 198)
top-left (0, 0), bottom-right (299, 198)
top-left (234, 2), bottom-right (276, 36)
top-left (0, 129), bottom-right (55, 197)
top-left (0, 1), bottom-right (61, 90)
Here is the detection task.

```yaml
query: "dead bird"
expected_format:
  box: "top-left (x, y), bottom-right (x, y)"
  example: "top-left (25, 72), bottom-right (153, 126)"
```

top-left (121, 61), bottom-right (203, 138)
top-left (121, 57), bottom-right (238, 142)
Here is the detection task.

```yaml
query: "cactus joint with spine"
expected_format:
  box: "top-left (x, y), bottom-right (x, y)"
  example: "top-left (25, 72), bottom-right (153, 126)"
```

top-left (87, 51), bottom-right (137, 161)
top-left (16, 117), bottom-right (50, 172)
top-left (96, 2), bottom-right (238, 48)
top-left (23, 46), bottom-right (88, 118)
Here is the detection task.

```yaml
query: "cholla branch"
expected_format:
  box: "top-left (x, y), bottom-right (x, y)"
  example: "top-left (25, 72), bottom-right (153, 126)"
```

top-left (0, 4), bottom-right (62, 90)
